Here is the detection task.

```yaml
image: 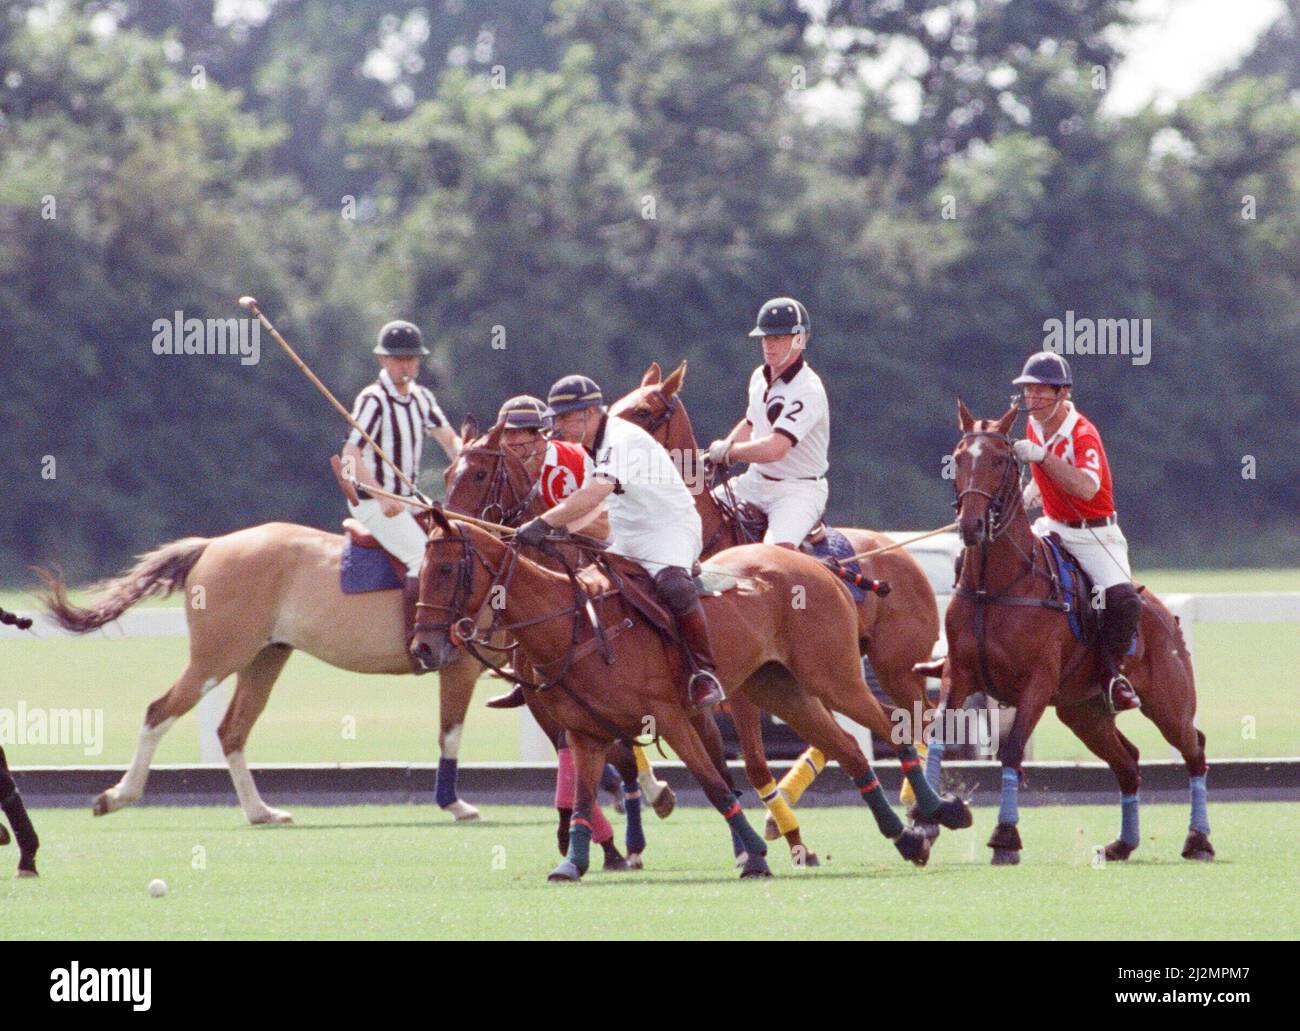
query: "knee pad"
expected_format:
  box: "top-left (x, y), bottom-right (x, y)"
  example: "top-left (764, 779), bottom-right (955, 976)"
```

top-left (652, 566), bottom-right (697, 616)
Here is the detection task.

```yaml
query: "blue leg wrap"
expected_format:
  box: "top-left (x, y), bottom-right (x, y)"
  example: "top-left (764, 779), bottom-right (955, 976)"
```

top-left (998, 767), bottom-right (1020, 826)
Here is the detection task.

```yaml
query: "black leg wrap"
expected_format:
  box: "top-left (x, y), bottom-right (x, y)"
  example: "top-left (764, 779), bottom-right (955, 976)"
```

top-left (1, 790), bottom-right (39, 870)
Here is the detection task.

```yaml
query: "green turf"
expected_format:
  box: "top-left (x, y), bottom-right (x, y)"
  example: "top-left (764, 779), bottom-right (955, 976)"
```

top-left (2, 568), bottom-right (1296, 764)
top-left (1, 802), bottom-right (1291, 940)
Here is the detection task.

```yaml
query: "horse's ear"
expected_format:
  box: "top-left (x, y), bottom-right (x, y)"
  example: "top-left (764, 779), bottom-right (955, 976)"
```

top-left (485, 418), bottom-right (505, 449)
top-left (640, 362), bottom-right (662, 386)
top-left (460, 414), bottom-right (478, 442)
top-left (662, 360), bottom-right (686, 397)
top-left (957, 399), bottom-right (975, 433)
top-left (429, 503), bottom-right (454, 535)
top-left (995, 403), bottom-right (1018, 436)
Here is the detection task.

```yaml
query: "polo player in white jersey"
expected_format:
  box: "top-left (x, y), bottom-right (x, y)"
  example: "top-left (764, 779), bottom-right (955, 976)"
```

top-left (706, 297), bottom-right (830, 549)
top-left (515, 375), bottom-right (725, 711)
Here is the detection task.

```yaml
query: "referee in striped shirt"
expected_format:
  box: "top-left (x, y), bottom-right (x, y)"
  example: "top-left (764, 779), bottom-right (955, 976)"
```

top-left (341, 319), bottom-right (461, 577)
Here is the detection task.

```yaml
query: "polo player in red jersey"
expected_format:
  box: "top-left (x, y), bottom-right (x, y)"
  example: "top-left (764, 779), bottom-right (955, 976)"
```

top-left (1012, 351), bottom-right (1142, 712)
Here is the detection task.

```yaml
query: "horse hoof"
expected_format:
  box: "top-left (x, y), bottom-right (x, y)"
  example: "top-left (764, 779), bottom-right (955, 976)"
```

top-left (652, 784), bottom-right (676, 820)
top-left (91, 791), bottom-right (121, 817)
top-left (627, 852), bottom-right (644, 870)
top-left (547, 860), bottom-right (583, 883)
top-left (763, 814), bottom-right (781, 842)
top-left (740, 854), bottom-right (772, 878)
top-left (16, 867), bottom-right (38, 879)
top-left (792, 850), bottom-right (819, 869)
top-left (990, 848), bottom-right (1021, 866)
top-left (0, 824), bottom-right (9, 846)
top-left (251, 808), bottom-right (294, 825)
top-left (1104, 839), bottom-right (1136, 862)
top-left (603, 854), bottom-right (630, 872)
top-left (907, 806), bottom-right (942, 841)
top-left (1181, 830), bottom-right (1215, 862)
top-left (987, 822), bottom-right (1023, 853)
top-left (935, 794), bottom-right (973, 830)
top-left (895, 828), bottom-right (931, 867)
top-left (442, 800), bottom-right (481, 822)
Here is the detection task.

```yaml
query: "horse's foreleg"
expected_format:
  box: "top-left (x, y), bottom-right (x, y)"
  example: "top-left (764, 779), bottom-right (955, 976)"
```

top-left (548, 731), bottom-right (609, 882)
top-left (988, 676), bottom-right (1054, 866)
top-left (1057, 700), bottom-right (1142, 860)
top-left (689, 709), bottom-right (755, 862)
top-left (219, 644), bottom-right (294, 825)
top-left (665, 711), bottom-right (770, 879)
top-left (93, 664), bottom-right (222, 817)
top-left (435, 654), bottom-right (482, 821)
top-left (730, 690), bottom-right (814, 865)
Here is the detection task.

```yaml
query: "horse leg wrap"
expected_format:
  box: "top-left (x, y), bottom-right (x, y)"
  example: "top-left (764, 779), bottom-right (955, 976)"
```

top-left (554, 747), bottom-right (576, 809)
top-left (1120, 792), bottom-right (1140, 849)
top-left (855, 771), bottom-right (904, 838)
top-left (1189, 772), bottom-right (1210, 836)
top-left (924, 735), bottom-right (946, 792)
top-left (435, 757), bottom-right (459, 808)
top-left (721, 800), bottom-right (767, 858)
top-left (779, 748), bottom-right (825, 806)
top-left (757, 779), bottom-right (799, 836)
top-left (998, 767), bottom-right (1021, 826)
top-left (565, 810), bottom-right (593, 874)
top-left (897, 744), bottom-right (944, 816)
top-left (623, 783), bottom-right (646, 855)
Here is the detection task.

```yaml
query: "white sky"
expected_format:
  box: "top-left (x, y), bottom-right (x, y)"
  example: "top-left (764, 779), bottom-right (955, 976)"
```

top-left (1104, 0), bottom-right (1286, 114)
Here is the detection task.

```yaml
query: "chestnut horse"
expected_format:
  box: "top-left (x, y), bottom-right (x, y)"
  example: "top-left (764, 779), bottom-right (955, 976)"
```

top-left (613, 363), bottom-right (943, 843)
top-left (932, 401), bottom-right (1212, 865)
top-left (410, 510), bottom-right (972, 881)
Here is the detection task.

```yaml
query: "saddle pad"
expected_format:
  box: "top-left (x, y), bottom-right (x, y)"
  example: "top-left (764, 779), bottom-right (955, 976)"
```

top-left (1041, 534), bottom-right (1136, 654)
top-left (340, 536), bottom-right (403, 594)
top-left (695, 566), bottom-right (744, 595)
top-left (810, 527), bottom-right (868, 603)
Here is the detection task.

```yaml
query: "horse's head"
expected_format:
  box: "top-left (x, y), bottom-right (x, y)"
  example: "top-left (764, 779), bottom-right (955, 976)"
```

top-left (609, 360), bottom-right (695, 450)
top-left (410, 507), bottom-right (498, 671)
top-left (443, 418), bottom-right (541, 526)
top-left (952, 399), bottom-right (1023, 547)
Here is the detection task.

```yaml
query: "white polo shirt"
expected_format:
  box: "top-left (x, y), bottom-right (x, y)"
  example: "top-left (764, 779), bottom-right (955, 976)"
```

top-left (587, 414), bottom-right (700, 547)
top-left (744, 357), bottom-right (829, 479)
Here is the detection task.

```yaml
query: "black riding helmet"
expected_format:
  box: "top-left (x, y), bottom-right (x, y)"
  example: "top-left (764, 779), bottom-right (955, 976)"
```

top-left (749, 297), bottom-right (811, 339)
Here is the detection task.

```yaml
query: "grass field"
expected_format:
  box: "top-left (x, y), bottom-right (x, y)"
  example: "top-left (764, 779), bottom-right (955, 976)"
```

top-left (1, 569), bottom-right (1296, 765)
top-left (2, 802), bottom-right (1293, 940)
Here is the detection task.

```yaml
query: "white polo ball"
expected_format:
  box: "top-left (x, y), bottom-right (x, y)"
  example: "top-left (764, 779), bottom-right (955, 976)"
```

top-left (148, 878), bottom-right (167, 898)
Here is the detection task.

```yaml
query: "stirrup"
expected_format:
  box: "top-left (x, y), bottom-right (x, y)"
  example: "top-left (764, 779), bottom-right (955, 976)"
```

top-left (1105, 673), bottom-right (1141, 714)
top-left (687, 670), bottom-right (724, 711)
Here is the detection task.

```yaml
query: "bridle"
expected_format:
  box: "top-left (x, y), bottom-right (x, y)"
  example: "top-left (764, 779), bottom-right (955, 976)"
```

top-left (411, 523), bottom-right (639, 743)
top-left (453, 439), bottom-right (543, 526)
top-left (953, 430), bottom-right (1026, 543)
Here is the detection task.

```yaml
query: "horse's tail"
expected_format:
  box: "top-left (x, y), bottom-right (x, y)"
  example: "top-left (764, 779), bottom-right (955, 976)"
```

top-left (35, 536), bottom-right (211, 634)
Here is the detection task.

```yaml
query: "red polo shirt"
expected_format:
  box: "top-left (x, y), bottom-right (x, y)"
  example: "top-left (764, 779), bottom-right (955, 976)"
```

top-left (1026, 403), bottom-right (1116, 521)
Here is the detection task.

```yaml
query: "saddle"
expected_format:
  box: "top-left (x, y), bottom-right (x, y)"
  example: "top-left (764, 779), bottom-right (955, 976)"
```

top-left (1040, 532), bottom-right (1139, 657)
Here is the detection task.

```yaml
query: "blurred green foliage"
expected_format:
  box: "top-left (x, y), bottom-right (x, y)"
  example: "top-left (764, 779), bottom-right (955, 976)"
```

top-left (1, 0), bottom-right (1295, 581)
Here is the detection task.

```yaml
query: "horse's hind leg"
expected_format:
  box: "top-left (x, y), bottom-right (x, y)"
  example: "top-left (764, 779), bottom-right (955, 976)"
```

top-left (608, 741), bottom-right (647, 867)
top-left (742, 678), bottom-right (931, 866)
top-left (690, 709), bottom-right (754, 863)
top-left (434, 653), bottom-right (482, 821)
top-left (92, 661), bottom-right (227, 817)
top-left (218, 644), bottom-right (294, 825)
top-left (1056, 701), bottom-right (1142, 860)
top-left (1137, 636), bottom-right (1213, 860)
top-left (548, 731), bottom-right (614, 882)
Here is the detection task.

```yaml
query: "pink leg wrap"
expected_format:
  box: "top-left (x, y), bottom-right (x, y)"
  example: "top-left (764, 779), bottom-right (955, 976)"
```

top-left (590, 802), bottom-right (613, 844)
top-left (555, 747), bottom-right (576, 809)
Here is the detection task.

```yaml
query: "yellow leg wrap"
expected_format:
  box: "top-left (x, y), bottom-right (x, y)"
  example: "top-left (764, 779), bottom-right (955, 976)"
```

top-left (757, 779), bottom-right (800, 836)
top-left (778, 748), bottom-right (826, 806)
top-left (899, 740), bottom-right (928, 804)
top-left (632, 744), bottom-right (651, 775)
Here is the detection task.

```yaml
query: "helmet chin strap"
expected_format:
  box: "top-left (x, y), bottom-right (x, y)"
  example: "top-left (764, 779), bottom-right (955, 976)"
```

top-left (767, 334), bottom-right (804, 375)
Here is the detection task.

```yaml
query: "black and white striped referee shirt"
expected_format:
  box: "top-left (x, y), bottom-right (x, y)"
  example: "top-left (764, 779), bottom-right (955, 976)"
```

top-left (347, 369), bottom-right (449, 496)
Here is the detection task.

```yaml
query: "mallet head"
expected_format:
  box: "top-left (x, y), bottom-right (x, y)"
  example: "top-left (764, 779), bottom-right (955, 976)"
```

top-left (238, 295), bottom-right (260, 314)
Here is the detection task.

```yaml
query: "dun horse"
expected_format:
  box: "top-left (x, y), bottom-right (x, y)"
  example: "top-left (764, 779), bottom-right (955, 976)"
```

top-left (410, 510), bottom-right (972, 881)
top-left (929, 402), bottom-right (1213, 865)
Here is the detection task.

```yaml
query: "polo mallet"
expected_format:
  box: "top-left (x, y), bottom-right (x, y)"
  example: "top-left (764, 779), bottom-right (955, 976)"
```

top-left (238, 295), bottom-right (429, 504)
top-left (330, 464), bottom-right (515, 538)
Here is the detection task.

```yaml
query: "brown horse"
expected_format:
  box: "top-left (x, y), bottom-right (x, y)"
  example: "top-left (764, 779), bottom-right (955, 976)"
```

top-left (612, 363), bottom-right (943, 840)
top-left (410, 510), bottom-right (972, 880)
top-left (37, 431), bottom-right (499, 826)
top-left (931, 401), bottom-right (1213, 864)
